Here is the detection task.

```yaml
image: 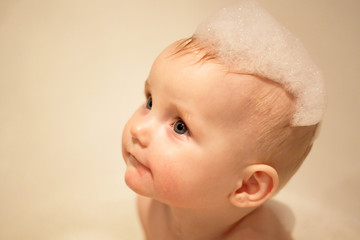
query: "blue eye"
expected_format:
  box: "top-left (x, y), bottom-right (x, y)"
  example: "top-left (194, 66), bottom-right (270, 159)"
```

top-left (146, 97), bottom-right (152, 110)
top-left (174, 120), bottom-right (188, 135)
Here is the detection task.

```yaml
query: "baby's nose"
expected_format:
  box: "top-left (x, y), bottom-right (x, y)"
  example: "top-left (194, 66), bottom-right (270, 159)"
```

top-left (130, 118), bottom-right (152, 148)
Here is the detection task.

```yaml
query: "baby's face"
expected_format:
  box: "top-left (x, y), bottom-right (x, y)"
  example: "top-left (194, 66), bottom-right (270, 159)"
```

top-left (122, 43), bottom-right (268, 208)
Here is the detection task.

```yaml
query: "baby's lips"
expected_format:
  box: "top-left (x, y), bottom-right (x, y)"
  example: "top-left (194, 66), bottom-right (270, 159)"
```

top-left (130, 152), bottom-right (150, 169)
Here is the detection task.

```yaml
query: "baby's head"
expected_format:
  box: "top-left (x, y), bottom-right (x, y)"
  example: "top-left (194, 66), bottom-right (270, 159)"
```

top-left (122, 0), bottom-right (325, 210)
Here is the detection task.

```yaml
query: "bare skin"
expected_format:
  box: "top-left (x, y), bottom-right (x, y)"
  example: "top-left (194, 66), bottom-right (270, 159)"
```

top-left (122, 42), bottom-right (295, 240)
top-left (137, 196), bottom-right (293, 240)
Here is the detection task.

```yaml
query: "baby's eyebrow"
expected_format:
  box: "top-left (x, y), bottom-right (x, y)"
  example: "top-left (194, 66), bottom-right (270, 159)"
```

top-left (174, 104), bottom-right (192, 124)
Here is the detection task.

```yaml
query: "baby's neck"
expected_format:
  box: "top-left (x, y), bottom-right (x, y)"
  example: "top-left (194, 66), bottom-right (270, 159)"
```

top-left (164, 202), bottom-right (256, 240)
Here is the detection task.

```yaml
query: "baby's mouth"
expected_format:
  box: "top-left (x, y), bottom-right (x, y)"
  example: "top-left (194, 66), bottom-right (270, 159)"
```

top-left (128, 154), bottom-right (152, 174)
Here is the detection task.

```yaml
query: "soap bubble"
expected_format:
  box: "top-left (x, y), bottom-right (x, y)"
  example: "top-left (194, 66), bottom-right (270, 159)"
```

top-left (194, 0), bottom-right (326, 126)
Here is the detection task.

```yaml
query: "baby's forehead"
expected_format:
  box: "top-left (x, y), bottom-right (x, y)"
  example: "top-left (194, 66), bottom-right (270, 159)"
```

top-left (155, 46), bottom-right (291, 125)
top-left (157, 45), bottom-right (262, 98)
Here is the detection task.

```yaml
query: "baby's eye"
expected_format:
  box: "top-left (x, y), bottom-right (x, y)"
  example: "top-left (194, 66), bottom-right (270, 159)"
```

top-left (146, 96), bottom-right (152, 110)
top-left (173, 120), bottom-right (188, 135)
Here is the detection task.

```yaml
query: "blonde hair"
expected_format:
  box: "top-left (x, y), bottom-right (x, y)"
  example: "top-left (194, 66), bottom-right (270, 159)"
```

top-left (251, 83), bottom-right (318, 188)
top-left (173, 37), bottom-right (318, 187)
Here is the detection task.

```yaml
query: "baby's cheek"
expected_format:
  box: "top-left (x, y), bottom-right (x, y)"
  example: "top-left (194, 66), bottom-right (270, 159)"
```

top-left (153, 165), bottom-right (192, 206)
top-left (154, 165), bottom-right (181, 193)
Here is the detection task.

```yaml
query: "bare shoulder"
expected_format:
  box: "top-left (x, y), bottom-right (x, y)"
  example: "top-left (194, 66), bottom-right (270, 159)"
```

top-left (227, 228), bottom-right (267, 240)
top-left (227, 228), bottom-right (285, 240)
top-left (226, 204), bottom-right (294, 240)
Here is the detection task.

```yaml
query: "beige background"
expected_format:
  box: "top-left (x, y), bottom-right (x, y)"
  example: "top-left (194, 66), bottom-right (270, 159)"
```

top-left (0, 0), bottom-right (359, 239)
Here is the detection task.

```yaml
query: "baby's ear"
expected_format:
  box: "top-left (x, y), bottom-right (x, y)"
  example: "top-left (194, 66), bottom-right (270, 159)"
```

top-left (229, 164), bottom-right (279, 208)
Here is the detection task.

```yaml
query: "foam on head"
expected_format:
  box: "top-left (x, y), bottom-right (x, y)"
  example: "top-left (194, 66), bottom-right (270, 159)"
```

top-left (194, 0), bottom-right (326, 126)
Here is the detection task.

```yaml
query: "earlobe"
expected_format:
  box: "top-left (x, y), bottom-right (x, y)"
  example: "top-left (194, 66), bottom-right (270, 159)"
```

top-left (229, 164), bottom-right (279, 208)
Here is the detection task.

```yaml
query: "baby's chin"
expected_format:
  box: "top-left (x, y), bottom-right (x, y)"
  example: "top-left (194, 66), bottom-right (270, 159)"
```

top-left (124, 165), bottom-right (154, 197)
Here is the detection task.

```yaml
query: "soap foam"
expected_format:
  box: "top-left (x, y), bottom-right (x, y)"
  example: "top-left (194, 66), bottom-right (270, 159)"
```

top-left (194, 0), bottom-right (326, 126)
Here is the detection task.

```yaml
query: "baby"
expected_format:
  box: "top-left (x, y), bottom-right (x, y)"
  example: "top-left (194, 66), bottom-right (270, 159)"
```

top-left (121, 1), bottom-right (325, 239)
